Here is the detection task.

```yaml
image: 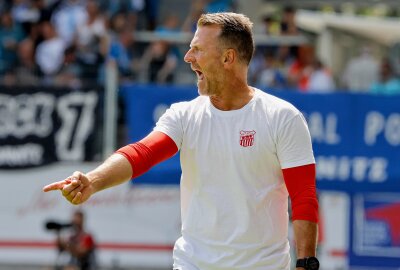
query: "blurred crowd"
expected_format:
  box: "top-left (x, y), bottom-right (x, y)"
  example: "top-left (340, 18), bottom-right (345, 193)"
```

top-left (248, 7), bottom-right (400, 95)
top-left (0, 0), bottom-right (160, 87)
top-left (250, 42), bottom-right (400, 95)
top-left (1, 0), bottom-right (399, 94)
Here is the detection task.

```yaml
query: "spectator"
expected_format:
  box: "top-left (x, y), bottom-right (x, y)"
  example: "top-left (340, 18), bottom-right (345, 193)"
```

top-left (280, 5), bottom-right (298, 35)
top-left (259, 15), bottom-right (280, 35)
top-left (181, 0), bottom-right (204, 33)
top-left (56, 210), bottom-right (96, 270)
top-left (75, 0), bottom-right (108, 83)
top-left (308, 59), bottom-right (335, 93)
top-left (56, 45), bottom-right (82, 88)
top-left (280, 6), bottom-right (299, 63)
top-left (182, 0), bottom-right (235, 33)
top-left (14, 33), bottom-right (39, 85)
top-left (76, 0), bottom-right (107, 48)
top-left (138, 39), bottom-right (178, 84)
top-left (99, 0), bottom-right (145, 31)
top-left (276, 45), bottom-right (296, 78)
top-left (342, 46), bottom-right (379, 92)
top-left (108, 11), bottom-right (129, 35)
top-left (140, 13), bottom-right (181, 83)
top-left (370, 58), bottom-right (400, 95)
top-left (155, 14), bottom-right (180, 34)
top-left (287, 45), bottom-right (314, 91)
top-left (11, 0), bottom-right (40, 34)
top-left (248, 48), bottom-right (265, 86)
top-left (101, 0), bottom-right (159, 31)
top-left (51, 0), bottom-right (87, 45)
top-left (142, 0), bottom-right (160, 31)
top-left (34, 0), bottom-right (64, 23)
top-left (249, 46), bottom-right (293, 89)
top-left (11, 0), bottom-right (63, 44)
top-left (255, 51), bottom-right (286, 90)
top-left (108, 28), bottom-right (136, 80)
top-left (35, 21), bottom-right (66, 82)
top-left (19, 17), bottom-right (41, 54)
top-left (0, 9), bottom-right (24, 75)
top-left (99, 0), bottom-right (136, 16)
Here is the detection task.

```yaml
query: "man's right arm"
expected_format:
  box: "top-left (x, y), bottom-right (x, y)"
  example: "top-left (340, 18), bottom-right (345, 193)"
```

top-left (42, 153), bottom-right (133, 204)
top-left (43, 131), bottom-right (178, 205)
top-left (88, 153), bottom-right (134, 193)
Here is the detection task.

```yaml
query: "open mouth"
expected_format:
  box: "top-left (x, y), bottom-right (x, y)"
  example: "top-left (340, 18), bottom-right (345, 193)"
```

top-left (194, 70), bottom-right (204, 81)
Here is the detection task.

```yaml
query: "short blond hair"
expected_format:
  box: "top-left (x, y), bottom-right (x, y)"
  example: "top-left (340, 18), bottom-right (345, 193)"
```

top-left (198, 12), bottom-right (254, 65)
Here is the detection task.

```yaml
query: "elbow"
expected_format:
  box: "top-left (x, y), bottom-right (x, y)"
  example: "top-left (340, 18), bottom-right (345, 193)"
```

top-left (291, 196), bottom-right (319, 223)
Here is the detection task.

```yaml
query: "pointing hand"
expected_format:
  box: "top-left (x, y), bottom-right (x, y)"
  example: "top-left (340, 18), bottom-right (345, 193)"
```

top-left (43, 171), bottom-right (94, 205)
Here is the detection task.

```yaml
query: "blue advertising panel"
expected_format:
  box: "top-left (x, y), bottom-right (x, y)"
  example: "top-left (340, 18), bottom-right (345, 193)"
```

top-left (350, 193), bottom-right (400, 268)
top-left (278, 92), bottom-right (400, 192)
top-left (120, 85), bottom-right (400, 190)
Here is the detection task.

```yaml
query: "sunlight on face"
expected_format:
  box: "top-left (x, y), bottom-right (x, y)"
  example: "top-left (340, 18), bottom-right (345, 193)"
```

top-left (184, 26), bottom-right (226, 96)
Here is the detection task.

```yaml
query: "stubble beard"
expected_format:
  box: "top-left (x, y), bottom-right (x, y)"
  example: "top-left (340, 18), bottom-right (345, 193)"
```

top-left (198, 80), bottom-right (209, 96)
top-left (198, 74), bottom-right (222, 97)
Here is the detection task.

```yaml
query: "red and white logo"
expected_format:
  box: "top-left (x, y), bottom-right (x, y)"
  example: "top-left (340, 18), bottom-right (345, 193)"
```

top-left (239, 130), bottom-right (256, 147)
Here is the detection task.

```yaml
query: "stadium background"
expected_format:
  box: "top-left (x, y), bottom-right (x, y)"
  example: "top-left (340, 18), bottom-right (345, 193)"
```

top-left (0, 0), bottom-right (399, 269)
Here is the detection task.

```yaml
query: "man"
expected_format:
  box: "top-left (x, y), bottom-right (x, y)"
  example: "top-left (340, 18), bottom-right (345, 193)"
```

top-left (57, 210), bottom-right (96, 270)
top-left (44, 12), bottom-right (319, 270)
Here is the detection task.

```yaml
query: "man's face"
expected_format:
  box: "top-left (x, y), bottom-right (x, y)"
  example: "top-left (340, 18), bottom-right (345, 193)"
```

top-left (184, 25), bottom-right (226, 96)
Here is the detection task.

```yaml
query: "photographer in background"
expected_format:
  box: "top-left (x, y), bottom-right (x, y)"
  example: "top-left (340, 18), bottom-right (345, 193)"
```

top-left (56, 210), bottom-right (96, 270)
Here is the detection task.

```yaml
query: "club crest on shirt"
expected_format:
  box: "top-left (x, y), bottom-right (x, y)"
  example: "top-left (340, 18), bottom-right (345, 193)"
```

top-left (239, 130), bottom-right (256, 147)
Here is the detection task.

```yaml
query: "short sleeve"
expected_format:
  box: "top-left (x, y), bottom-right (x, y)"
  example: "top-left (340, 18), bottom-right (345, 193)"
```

top-left (153, 104), bottom-right (183, 150)
top-left (276, 113), bottom-right (315, 169)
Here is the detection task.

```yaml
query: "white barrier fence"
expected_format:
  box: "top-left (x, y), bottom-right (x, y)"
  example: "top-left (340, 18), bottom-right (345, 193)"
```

top-left (0, 163), bottom-right (180, 269)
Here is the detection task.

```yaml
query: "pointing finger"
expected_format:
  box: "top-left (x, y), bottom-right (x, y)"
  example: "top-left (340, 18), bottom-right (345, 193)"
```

top-left (43, 178), bottom-right (71, 192)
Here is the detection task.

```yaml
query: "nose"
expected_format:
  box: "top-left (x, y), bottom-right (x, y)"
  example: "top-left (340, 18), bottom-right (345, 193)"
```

top-left (184, 48), bottom-right (194, 63)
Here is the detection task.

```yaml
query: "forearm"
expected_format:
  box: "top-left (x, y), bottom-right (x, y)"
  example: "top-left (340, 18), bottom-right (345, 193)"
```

top-left (87, 153), bottom-right (133, 193)
top-left (43, 132), bottom-right (176, 204)
top-left (293, 219), bottom-right (318, 259)
top-left (282, 164), bottom-right (319, 264)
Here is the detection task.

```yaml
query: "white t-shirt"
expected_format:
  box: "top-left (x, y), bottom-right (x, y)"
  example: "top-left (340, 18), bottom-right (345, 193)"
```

top-left (154, 88), bottom-right (315, 270)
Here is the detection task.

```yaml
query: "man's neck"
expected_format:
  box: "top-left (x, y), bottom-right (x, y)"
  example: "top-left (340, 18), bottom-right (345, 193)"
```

top-left (209, 85), bottom-right (254, 111)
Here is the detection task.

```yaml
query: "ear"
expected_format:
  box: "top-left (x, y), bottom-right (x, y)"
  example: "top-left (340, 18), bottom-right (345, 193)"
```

top-left (222, 48), bottom-right (235, 66)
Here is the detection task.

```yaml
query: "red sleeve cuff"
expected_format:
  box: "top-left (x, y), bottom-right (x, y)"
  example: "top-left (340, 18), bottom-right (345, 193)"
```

top-left (282, 164), bottom-right (319, 223)
top-left (116, 131), bottom-right (178, 178)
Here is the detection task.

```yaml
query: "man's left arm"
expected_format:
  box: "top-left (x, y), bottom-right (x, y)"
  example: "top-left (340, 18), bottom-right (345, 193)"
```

top-left (293, 219), bottom-right (318, 261)
top-left (282, 163), bottom-right (319, 269)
